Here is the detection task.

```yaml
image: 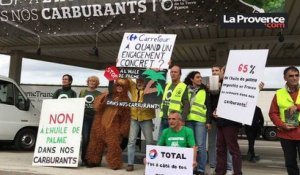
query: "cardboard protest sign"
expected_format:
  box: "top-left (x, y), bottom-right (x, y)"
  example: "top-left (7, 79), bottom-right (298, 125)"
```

top-left (145, 145), bottom-right (193, 175)
top-left (32, 98), bottom-right (85, 167)
top-left (106, 68), bottom-right (166, 108)
top-left (216, 49), bottom-right (268, 125)
top-left (117, 33), bottom-right (176, 69)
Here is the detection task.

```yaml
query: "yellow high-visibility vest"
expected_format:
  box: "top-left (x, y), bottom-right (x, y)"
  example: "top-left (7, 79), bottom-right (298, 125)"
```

top-left (187, 89), bottom-right (207, 123)
top-left (276, 88), bottom-right (300, 122)
top-left (160, 82), bottom-right (187, 118)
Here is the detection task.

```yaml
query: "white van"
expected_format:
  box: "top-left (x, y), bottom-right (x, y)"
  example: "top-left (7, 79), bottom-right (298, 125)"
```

top-left (0, 75), bottom-right (40, 150)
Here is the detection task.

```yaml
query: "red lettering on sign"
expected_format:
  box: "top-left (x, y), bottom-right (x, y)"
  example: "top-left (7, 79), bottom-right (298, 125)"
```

top-left (49, 113), bottom-right (74, 124)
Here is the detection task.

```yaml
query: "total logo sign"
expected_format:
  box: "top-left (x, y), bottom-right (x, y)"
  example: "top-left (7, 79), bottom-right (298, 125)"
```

top-left (149, 149), bottom-right (158, 159)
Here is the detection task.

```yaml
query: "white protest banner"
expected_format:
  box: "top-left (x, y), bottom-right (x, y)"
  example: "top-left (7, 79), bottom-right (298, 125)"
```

top-left (32, 98), bottom-right (85, 167)
top-left (145, 145), bottom-right (193, 175)
top-left (117, 33), bottom-right (177, 69)
top-left (216, 49), bottom-right (268, 125)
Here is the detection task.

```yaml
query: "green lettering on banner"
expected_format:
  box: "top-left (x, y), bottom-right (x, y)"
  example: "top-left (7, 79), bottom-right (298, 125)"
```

top-left (46, 136), bottom-right (67, 144)
top-left (72, 126), bottom-right (80, 133)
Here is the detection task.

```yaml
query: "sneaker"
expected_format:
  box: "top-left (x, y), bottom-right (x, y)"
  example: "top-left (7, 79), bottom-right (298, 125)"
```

top-left (226, 170), bottom-right (233, 175)
top-left (195, 172), bottom-right (205, 175)
top-left (209, 167), bottom-right (216, 175)
top-left (126, 165), bottom-right (134, 171)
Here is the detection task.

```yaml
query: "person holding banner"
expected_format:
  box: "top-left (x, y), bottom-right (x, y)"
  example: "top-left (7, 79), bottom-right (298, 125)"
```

top-left (208, 65), bottom-right (233, 175)
top-left (52, 74), bottom-right (77, 99)
top-left (158, 111), bottom-right (197, 168)
top-left (85, 78), bottom-right (131, 170)
top-left (184, 71), bottom-right (212, 175)
top-left (78, 76), bottom-right (102, 166)
top-left (126, 78), bottom-right (155, 172)
top-left (213, 66), bottom-right (242, 175)
top-left (159, 65), bottom-right (190, 137)
top-left (269, 66), bottom-right (300, 175)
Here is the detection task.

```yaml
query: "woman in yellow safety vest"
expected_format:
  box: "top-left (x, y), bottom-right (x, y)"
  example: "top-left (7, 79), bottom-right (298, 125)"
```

top-left (184, 71), bottom-right (212, 175)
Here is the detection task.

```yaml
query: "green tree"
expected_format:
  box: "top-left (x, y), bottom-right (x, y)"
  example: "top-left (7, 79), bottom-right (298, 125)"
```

top-left (243, 0), bottom-right (285, 12)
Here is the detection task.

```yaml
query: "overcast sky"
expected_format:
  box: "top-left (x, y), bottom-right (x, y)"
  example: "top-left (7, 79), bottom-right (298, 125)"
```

top-left (0, 54), bottom-right (298, 88)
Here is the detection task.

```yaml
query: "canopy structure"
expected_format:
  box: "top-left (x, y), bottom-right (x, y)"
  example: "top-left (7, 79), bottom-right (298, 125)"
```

top-left (0, 0), bottom-right (299, 72)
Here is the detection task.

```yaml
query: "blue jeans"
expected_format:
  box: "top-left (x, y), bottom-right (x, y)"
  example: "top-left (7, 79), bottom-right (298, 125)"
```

top-left (158, 117), bottom-right (169, 140)
top-left (186, 121), bottom-right (207, 173)
top-left (81, 116), bottom-right (94, 162)
top-left (208, 120), bottom-right (233, 170)
top-left (127, 119), bottom-right (154, 165)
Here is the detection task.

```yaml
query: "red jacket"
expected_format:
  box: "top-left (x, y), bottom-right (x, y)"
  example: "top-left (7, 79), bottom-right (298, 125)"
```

top-left (269, 89), bottom-right (300, 140)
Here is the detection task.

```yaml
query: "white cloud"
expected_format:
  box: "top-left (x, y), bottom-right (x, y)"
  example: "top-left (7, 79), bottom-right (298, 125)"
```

top-left (21, 58), bottom-right (108, 86)
top-left (0, 54), bottom-right (10, 76)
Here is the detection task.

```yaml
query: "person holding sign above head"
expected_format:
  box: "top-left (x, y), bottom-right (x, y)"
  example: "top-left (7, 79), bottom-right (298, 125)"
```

top-left (78, 76), bottom-right (102, 166)
top-left (159, 65), bottom-right (190, 138)
top-left (269, 66), bottom-right (300, 175)
top-left (52, 74), bottom-right (77, 99)
top-left (126, 78), bottom-right (155, 172)
top-left (85, 78), bottom-right (131, 170)
top-left (213, 66), bottom-right (242, 175)
top-left (158, 111), bottom-right (197, 169)
top-left (183, 71), bottom-right (212, 175)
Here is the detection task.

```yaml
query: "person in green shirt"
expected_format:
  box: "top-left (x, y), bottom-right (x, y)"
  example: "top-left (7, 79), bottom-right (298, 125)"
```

top-left (79, 76), bottom-right (102, 165)
top-left (52, 74), bottom-right (77, 99)
top-left (158, 111), bottom-right (197, 168)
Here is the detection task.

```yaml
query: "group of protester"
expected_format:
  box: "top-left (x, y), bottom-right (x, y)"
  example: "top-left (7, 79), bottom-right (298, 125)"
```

top-left (52, 65), bottom-right (300, 175)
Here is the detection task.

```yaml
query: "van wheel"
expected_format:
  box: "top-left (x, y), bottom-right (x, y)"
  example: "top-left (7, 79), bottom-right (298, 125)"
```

top-left (15, 128), bottom-right (37, 151)
top-left (263, 127), bottom-right (278, 141)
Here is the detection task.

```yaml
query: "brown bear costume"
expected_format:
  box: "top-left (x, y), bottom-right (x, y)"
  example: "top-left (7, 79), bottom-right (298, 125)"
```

top-left (85, 78), bottom-right (131, 169)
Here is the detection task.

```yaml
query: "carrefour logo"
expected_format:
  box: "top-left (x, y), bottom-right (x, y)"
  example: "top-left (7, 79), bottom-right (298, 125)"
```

top-left (149, 149), bottom-right (158, 159)
top-left (127, 34), bottom-right (138, 41)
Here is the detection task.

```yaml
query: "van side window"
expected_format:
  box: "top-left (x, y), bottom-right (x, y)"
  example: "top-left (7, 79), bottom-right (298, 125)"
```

top-left (15, 88), bottom-right (26, 110)
top-left (0, 80), bottom-right (14, 105)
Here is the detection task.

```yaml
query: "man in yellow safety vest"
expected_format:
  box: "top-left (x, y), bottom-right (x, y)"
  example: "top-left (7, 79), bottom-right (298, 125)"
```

top-left (159, 65), bottom-right (190, 138)
top-left (269, 66), bottom-right (300, 175)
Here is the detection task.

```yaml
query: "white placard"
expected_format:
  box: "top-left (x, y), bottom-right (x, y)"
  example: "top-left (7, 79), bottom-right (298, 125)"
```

top-left (216, 49), bottom-right (268, 125)
top-left (117, 33), bottom-right (177, 69)
top-left (145, 145), bottom-right (193, 175)
top-left (32, 98), bottom-right (85, 167)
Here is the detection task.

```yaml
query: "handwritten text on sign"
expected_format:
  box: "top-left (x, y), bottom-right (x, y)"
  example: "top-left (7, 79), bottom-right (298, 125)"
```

top-left (32, 98), bottom-right (85, 167)
top-left (216, 49), bottom-right (268, 125)
top-left (117, 33), bottom-right (176, 69)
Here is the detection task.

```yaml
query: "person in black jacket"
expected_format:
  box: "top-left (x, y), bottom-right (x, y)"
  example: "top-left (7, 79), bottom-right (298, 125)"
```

top-left (214, 66), bottom-right (243, 175)
top-left (245, 106), bottom-right (264, 163)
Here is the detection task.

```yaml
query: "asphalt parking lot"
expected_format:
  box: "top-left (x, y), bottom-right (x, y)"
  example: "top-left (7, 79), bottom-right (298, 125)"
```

top-left (0, 140), bottom-right (290, 175)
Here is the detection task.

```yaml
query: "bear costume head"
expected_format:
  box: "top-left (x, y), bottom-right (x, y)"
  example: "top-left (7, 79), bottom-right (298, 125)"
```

top-left (112, 78), bottom-right (130, 101)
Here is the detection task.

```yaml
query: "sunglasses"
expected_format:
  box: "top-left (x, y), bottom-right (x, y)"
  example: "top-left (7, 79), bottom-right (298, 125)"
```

top-left (288, 74), bottom-right (299, 78)
top-left (116, 84), bottom-right (123, 87)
